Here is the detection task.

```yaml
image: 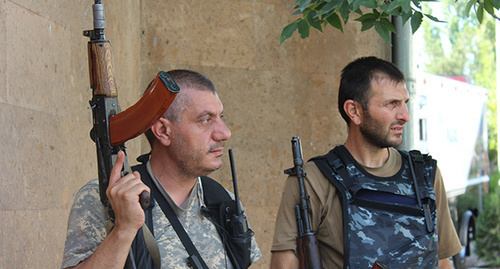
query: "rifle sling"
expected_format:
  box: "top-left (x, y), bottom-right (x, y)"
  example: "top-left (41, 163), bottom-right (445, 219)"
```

top-left (105, 220), bottom-right (161, 269)
top-left (134, 155), bottom-right (242, 268)
top-left (147, 177), bottom-right (210, 269)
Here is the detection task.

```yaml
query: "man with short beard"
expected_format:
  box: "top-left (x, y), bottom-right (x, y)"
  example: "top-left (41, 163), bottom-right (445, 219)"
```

top-left (270, 57), bottom-right (461, 269)
top-left (62, 70), bottom-right (261, 269)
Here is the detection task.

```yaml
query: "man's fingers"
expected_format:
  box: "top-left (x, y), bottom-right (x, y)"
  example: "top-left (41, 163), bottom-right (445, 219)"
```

top-left (109, 151), bottom-right (125, 186)
top-left (107, 169), bottom-right (148, 199)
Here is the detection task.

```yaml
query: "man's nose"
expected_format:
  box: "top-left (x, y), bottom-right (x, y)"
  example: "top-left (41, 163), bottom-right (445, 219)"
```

top-left (213, 118), bottom-right (231, 141)
top-left (398, 103), bottom-right (410, 122)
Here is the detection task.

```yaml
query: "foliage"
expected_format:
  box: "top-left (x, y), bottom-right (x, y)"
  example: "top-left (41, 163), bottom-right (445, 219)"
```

top-left (280, 0), bottom-right (500, 45)
top-left (490, 168), bottom-right (499, 193)
top-left (420, 0), bottom-right (497, 172)
top-left (422, 0), bottom-right (496, 84)
top-left (475, 191), bottom-right (500, 266)
top-left (420, 3), bottom-right (500, 263)
top-left (456, 185), bottom-right (481, 221)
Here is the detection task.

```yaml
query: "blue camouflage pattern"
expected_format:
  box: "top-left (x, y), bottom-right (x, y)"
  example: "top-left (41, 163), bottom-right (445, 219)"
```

top-left (333, 151), bottom-right (439, 269)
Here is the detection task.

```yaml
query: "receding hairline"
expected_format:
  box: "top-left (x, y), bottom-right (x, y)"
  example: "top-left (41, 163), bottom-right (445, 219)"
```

top-left (365, 72), bottom-right (406, 100)
top-left (164, 86), bottom-right (221, 122)
top-left (371, 71), bottom-right (405, 84)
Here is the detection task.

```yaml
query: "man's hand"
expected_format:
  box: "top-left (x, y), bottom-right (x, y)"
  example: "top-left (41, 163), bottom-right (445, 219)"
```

top-left (107, 150), bottom-right (150, 233)
top-left (67, 151), bottom-right (151, 269)
top-left (438, 258), bottom-right (453, 269)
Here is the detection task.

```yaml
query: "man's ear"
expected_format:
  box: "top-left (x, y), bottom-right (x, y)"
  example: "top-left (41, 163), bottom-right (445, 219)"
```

top-left (344, 100), bottom-right (363, 126)
top-left (150, 117), bottom-right (171, 146)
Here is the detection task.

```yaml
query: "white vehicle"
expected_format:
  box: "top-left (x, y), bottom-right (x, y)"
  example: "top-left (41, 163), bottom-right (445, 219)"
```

top-left (413, 73), bottom-right (490, 267)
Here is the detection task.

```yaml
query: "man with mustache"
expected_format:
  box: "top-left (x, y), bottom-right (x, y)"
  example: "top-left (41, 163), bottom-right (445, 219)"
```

top-left (62, 70), bottom-right (261, 268)
top-left (270, 57), bottom-right (461, 268)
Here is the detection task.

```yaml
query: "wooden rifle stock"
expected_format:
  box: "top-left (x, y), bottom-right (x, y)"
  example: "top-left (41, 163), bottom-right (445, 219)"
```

top-left (87, 40), bottom-right (117, 97)
top-left (285, 136), bottom-right (322, 269)
top-left (297, 234), bottom-right (322, 269)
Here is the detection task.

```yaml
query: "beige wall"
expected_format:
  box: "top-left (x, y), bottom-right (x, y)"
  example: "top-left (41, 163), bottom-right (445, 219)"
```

top-left (0, 0), bottom-right (390, 267)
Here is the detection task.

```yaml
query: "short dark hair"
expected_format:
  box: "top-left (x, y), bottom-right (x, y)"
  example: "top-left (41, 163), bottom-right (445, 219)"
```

top-left (338, 56), bottom-right (405, 124)
top-left (144, 70), bottom-right (216, 148)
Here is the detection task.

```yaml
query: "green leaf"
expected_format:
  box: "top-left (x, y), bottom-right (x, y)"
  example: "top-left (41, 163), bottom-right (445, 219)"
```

top-left (297, 19), bottom-right (310, 38)
top-left (476, 3), bottom-right (484, 23)
top-left (381, 2), bottom-right (404, 16)
top-left (401, 10), bottom-right (412, 25)
top-left (354, 12), bottom-right (380, 21)
top-left (307, 10), bottom-right (323, 31)
top-left (354, 7), bottom-right (364, 15)
top-left (280, 21), bottom-right (299, 45)
top-left (319, 9), bottom-right (335, 20)
top-left (360, 0), bottom-right (378, 9)
top-left (360, 18), bottom-right (376, 31)
top-left (351, 0), bottom-right (363, 13)
top-left (484, 0), bottom-right (495, 16)
top-left (401, 0), bottom-right (411, 13)
top-left (316, 0), bottom-right (342, 17)
top-left (299, 0), bottom-right (312, 12)
top-left (380, 17), bottom-right (396, 33)
top-left (412, 0), bottom-right (422, 10)
top-left (326, 12), bottom-right (344, 32)
top-left (386, 0), bottom-right (403, 12)
top-left (374, 21), bottom-right (392, 45)
top-left (386, 7), bottom-right (404, 16)
top-left (423, 13), bottom-right (443, 23)
top-left (466, 0), bottom-right (478, 16)
top-left (339, 1), bottom-right (352, 23)
top-left (491, 0), bottom-right (500, 9)
top-left (411, 11), bottom-right (423, 34)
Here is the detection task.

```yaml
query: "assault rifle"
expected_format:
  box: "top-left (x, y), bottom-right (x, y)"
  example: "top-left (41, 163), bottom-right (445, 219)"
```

top-left (84, 0), bottom-right (179, 216)
top-left (83, 1), bottom-right (179, 267)
top-left (84, 0), bottom-right (179, 215)
top-left (284, 137), bottom-right (322, 269)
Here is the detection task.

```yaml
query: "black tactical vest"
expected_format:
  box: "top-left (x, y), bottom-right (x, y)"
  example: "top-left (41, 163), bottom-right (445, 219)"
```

top-left (129, 154), bottom-right (253, 269)
top-left (311, 146), bottom-right (439, 269)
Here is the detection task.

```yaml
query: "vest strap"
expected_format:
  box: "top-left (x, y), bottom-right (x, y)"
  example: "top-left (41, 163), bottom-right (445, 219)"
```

top-left (142, 167), bottom-right (210, 269)
top-left (310, 146), bottom-right (438, 268)
top-left (105, 220), bottom-right (161, 269)
top-left (133, 154), bottom-right (252, 269)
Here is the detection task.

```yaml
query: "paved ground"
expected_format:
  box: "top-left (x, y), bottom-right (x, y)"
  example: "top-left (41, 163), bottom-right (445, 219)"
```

top-left (460, 242), bottom-right (497, 269)
top-left (464, 254), bottom-right (490, 268)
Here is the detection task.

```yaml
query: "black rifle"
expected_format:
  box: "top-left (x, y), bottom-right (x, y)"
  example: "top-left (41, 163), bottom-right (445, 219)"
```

top-left (284, 136), bottom-right (322, 269)
top-left (83, 1), bottom-right (179, 268)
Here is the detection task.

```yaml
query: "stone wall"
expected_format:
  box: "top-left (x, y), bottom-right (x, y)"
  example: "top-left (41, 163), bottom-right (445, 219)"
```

top-left (0, 0), bottom-right (390, 267)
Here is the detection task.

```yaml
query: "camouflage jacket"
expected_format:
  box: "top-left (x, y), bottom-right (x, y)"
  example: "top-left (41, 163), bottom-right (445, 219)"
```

top-left (61, 161), bottom-right (261, 268)
top-left (311, 146), bottom-right (439, 269)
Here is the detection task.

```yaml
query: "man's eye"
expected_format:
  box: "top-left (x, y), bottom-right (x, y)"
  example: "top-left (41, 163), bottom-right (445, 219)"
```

top-left (201, 118), bottom-right (210, 123)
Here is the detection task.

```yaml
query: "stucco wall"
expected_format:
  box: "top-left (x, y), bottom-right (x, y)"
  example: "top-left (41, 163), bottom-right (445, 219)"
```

top-left (0, 0), bottom-right (389, 267)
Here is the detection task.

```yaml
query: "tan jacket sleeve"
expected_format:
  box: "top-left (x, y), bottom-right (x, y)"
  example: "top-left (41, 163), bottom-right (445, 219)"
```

top-left (434, 166), bottom-right (463, 259)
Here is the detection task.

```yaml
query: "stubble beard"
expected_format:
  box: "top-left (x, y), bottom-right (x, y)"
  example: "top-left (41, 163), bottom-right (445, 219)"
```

top-left (175, 140), bottom-right (225, 178)
top-left (360, 112), bottom-right (404, 149)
